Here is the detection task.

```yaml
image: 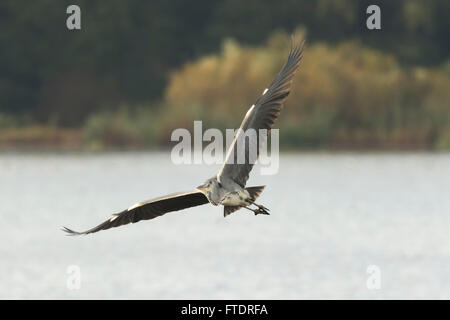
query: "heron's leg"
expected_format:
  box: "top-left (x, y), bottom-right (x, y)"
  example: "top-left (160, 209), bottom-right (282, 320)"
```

top-left (244, 204), bottom-right (270, 215)
top-left (253, 203), bottom-right (270, 212)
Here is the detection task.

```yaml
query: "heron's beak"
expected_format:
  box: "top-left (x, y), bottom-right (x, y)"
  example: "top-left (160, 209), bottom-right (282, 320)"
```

top-left (197, 184), bottom-right (205, 191)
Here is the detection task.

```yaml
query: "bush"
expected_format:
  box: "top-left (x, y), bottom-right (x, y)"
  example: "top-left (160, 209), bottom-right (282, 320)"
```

top-left (82, 107), bottom-right (159, 149)
top-left (163, 31), bottom-right (450, 149)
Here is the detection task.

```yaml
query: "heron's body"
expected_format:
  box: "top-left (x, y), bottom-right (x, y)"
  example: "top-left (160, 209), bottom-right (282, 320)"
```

top-left (219, 190), bottom-right (249, 207)
top-left (198, 176), bottom-right (248, 206)
top-left (203, 177), bottom-right (251, 208)
top-left (63, 39), bottom-right (304, 236)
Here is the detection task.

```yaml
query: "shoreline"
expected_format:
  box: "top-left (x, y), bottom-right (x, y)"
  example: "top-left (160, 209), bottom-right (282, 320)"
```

top-left (0, 126), bottom-right (446, 152)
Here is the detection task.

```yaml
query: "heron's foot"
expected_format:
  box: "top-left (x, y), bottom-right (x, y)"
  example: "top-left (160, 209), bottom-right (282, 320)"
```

top-left (243, 206), bottom-right (270, 215)
top-left (254, 203), bottom-right (270, 211)
top-left (254, 208), bottom-right (270, 215)
top-left (253, 203), bottom-right (270, 216)
top-left (252, 203), bottom-right (270, 215)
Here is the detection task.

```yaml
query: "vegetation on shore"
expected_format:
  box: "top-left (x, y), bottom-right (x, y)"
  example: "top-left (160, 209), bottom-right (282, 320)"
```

top-left (1, 31), bottom-right (449, 151)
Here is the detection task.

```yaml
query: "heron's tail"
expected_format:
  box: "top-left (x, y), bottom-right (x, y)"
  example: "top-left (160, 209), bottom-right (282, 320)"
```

top-left (246, 185), bottom-right (265, 203)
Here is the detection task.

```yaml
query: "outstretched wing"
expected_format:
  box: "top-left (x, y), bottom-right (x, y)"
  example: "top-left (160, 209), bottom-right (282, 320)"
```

top-left (217, 40), bottom-right (304, 187)
top-left (62, 190), bottom-right (209, 235)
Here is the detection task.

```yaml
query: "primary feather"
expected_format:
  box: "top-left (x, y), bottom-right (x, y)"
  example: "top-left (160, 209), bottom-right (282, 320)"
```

top-left (218, 40), bottom-right (304, 187)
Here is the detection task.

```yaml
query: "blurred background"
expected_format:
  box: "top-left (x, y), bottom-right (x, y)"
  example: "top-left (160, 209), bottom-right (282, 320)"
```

top-left (1, 0), bottom-right (449, 150)
top-left (1, 0), bottom-right (450, 300)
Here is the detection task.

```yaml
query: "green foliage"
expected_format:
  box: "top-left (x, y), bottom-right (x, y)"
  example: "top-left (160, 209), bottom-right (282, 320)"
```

top-left (436, 130), bottom-right (450, 150)
top-left (163, 32), bottom-right (450, 149)
top-left (0, 113), bottom-right (18, 129)
top-left (0, 1), bottom-right (449, 149)
top-left (82, 106), bottom-right (159, 149)
top-left (0, 0), bottom-right (449, 126)
top-left (281, 110), bottom-right (337, 149)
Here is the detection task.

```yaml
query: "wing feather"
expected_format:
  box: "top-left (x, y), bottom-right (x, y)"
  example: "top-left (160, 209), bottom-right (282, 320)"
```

top-left (217, 40), bottom-right (304, 187)
top-left (62, 190), bottom-right (209, 235)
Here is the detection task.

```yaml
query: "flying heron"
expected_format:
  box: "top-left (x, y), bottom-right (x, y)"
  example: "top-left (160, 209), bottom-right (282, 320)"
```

top-left (63, 40), bottom-right (304, 235)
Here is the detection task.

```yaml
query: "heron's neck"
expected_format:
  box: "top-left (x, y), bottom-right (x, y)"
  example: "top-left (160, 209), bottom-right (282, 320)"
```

top-left (208, 185), bottom-right (222, 206)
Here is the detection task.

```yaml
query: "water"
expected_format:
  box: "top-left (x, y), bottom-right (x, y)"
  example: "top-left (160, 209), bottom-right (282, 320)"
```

top-left (1, 152), bottom-right (450, 299)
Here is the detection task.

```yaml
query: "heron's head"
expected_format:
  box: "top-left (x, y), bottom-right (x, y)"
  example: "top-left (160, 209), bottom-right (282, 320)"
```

top-left (197, 177), bottom-right (220, 194)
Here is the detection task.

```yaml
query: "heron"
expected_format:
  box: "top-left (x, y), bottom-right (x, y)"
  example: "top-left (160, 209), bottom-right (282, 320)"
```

top-left (62, 39), bottom-right (304, 235)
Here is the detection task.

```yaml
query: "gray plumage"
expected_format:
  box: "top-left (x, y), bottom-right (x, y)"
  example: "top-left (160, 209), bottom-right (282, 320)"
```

top-left (62, 190), bottom-right (209, 235)
top-left (218, 41), bottom-right (304, 187)
top-left (63, 39), bottom-right (304, 235)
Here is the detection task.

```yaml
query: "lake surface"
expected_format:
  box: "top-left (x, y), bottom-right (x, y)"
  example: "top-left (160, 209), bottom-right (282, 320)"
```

top-left (1, 152), bottom-right (450, 299)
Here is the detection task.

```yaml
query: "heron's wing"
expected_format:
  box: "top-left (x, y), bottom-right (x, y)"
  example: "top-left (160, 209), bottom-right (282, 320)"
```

top-left (217, 40), bottom-right (304, 187)
top-left (62, 189), bottom-right (209, 235)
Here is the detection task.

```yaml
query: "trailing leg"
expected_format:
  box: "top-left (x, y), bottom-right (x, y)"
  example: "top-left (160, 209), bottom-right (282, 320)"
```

top-left (252, 203), bottom-right (270, 215)
top-left (243, 204), bottom-right (270, 216)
